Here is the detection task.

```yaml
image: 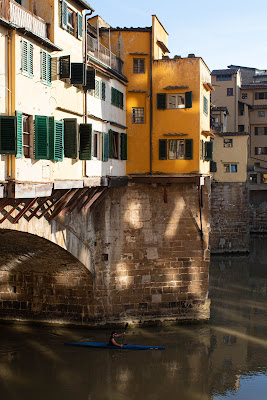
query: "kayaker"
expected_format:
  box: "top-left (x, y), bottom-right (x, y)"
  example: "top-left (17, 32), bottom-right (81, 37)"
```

top-left (108, 331), bottom-right (125, 347)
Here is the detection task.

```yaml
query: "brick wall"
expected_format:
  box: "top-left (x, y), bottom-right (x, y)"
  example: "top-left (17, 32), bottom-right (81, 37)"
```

top-left (210, 182), bottom-right (250, 253)
top-left (249, 191), bottom-right (267, 233)
top-left (0, 179), bottom-right (211, 326)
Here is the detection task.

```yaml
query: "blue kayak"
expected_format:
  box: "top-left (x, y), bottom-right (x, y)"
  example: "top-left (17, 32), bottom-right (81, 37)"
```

top-left (65, 341), bottom-right (165, 350)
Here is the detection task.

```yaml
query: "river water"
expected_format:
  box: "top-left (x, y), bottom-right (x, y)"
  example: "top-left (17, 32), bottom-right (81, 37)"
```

top-left (0, 236), bottom-right (266, 400)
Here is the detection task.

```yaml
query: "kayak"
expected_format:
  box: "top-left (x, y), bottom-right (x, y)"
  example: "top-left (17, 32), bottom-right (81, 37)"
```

top-left (65, 341), bottom-right (165, 350)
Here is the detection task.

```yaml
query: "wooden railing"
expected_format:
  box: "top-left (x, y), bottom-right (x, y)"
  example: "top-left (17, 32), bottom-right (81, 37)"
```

top-left (87, 35), bottom-right (123, 75)
top-left (0, 0), bottom-right (47, 39)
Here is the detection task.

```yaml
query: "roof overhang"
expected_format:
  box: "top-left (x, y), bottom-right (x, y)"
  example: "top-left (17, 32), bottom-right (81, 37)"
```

top-left (74, 0), bottom-right (94, 12)
top-left (203, 82), bottom-right (214, 91)
top-left (202, 131), bottom-right (215, 137)
top-left (157, 40), bottom-right (170, 54)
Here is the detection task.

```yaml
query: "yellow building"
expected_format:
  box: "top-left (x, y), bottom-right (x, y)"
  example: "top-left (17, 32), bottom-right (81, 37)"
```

top-left (101, 15), bottom-right (213, 176)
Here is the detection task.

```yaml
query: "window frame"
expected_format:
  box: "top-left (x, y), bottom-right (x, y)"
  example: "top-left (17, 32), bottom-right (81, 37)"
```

top-left (167, 93), bottom-right (185, 109)
top-left (258, 111), bottom-right (265, 118)
top-left (223, 138), bottom-right (233, 148)
top-left (242, 93), bottom-right (247, 99)
top-left (223, 163), bottom-right (238, 173)
top-left (203, 95), bottom-right (209, 116)
top-left (21, 39), bottom-right (34, 78)
top-left (40, 50), bottom-right (52, 86)
top-left (133, 58), bottom-right (145, 74)
top-left (132, 107), bottom-right (144, 124)
top-left (227, 88), bottom-right (233, 96)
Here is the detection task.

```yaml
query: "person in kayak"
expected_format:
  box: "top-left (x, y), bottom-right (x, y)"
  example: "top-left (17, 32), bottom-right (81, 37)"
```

top-left (108, 331), bottom-right (125, 347)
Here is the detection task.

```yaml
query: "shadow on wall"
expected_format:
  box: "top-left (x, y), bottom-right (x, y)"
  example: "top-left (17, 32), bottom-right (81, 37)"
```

top-left (0, 230), bottom-right (94, 324)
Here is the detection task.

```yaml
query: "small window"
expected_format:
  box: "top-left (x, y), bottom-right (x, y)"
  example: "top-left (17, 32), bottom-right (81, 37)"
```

top-left (113, 132), bottom-right (120, 159)
top-left (92, 132), bottom-right (99, 159)
top-left (224, 163), bottom-right (237, 173)
top-left (255, 127), bottom-right (267, 135)
top-left (258, 111), bottom-right (265, 118)
top-left (238, 125), bottom-right (245, 132)
top-left (223, 139), bottom-right (233, 148)
top-left (21, 39), bottom-right (33, 78)
top-left (216, 75), bottom-right (232, 81)
top-left (22, 115), bottom-right (32, 158)
top-left (242, 93), bottom-right (247, 99)
top-left (132, 107), bottom-right (144, 124)
top-left (133, 58), bottom-right (145, 74)
top-left (203, 96), bottom-right (209, 116)
top-left (169, 139), bottom-right (184, 159)
top-left (67, 7), bottom-right (75, 35)
top-left (111, 87), bottom-right (123, 109)
top-left (167, 94), bottom-right (185, 109)
top-left (227, 88), bottom-right (233, 96)
top-left (255, 147), bottom-right (267, 155)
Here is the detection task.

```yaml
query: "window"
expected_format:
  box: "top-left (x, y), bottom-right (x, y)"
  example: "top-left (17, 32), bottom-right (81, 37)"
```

top-left (258, 111), bottom-right (265, 118)
top-left (108, 130), bottom-right (127, 160)
top-left (203, 96), bottom-right (209, 116)
top-left (242, 93), bottom-right (247, 99)
top-left (169, 139), bottom-right (184, 159)
top-left (92, 132), bottom-right (99, 158)
top-left (35, 116), bottom-right (63, 161)
top-left (255, 127), bottom-right (267, 135)
top-left (227, 88), bottom-right (233, 96)
top-left (64, 118), bottom-right (78, 158)
top-left (133, 58), bottom-right (145, 74)
top-left (224, 163), bottom-right (237, 173)
top-left (216, 75), bottom-right (232, 81)
top-left (22, 114), bottom-right (32, 158)
top-left (61, 1), bottom-right (83, 40)
top-left (255, 92), bottom-right (267, 100)
top-left (112, 132), bottom-right (120, 159)
top-left (88, 79), bottom-right (105, 100)
top-left (21, 39), bottom-right (33, 78)
top-left (157, 92), bottom-right (192, 109)
top-left (255, 147), bottom-right (267, 155)
top-left (111, 87), bottom-right (123, 109)
top-left (159, 139), bottom-right (193, 160)
top-left (132, 107), bottom-right (144, 124)
top-left (223, 139), bottom-right (233, 148)
top-left (167, 94), bottom-right (185, 109)
top-left (40, 50), bottom-right (52, 86)
top-left (238, 125), bottom-right (245, 132)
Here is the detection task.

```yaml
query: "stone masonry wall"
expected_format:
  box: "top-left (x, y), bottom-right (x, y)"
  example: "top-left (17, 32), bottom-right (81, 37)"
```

top-left (92, 180), bottom-right (211, 324)
top-left (0, 179), bottom-right (211, 325)
top-left (249, 191), bottom-right (267, 233)
top-left (210, 182), bottom-right (250, 253)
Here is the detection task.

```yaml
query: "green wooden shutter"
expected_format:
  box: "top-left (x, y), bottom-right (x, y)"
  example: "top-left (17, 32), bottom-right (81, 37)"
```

top-left (77, 12), bottom-right (83, 40)
top-left (21, 40), bottom-right (28, 73)
top-left (28, 43), bottom-right (33, 77)
top-left (184, 139), bottom-right (193, 160)
top-left (61, 0), bottom-right (67, 30)
top-left (35, 115), bottom-right (49, 159)
top-left (84, 68), bottom-right (95, 90)
top-left (0, 116), bottom-right (16, 155)
top-left (185, 91), bottom-right (192, 108)
top-left (111, 87), bottom-right (116, 105)
top-left (109, 129), bottom-right (113, 158)
top-left (41, 51), bottom-right (47, 82)
top-left (79, 123), bottom-right (92, 160)
top-left (103, 132), bottom-right (109, 161)
top-left (159, 139), bottom-right (167, 159)
top-left (64, 119), bottom-right (77, 158)
top-left (54, 120), bottom-right (64, 161)
top-left (101, 82), bottom-right (106, 100)
top-left (59, 55), bottom-right (70, 79)
top-left (71, 63), bottom-right (86, 85)
top-left (16, 111), bottom-right (23, 158)
top-left (157, 93), bottom-right (166, 110)
top-left (120, 133), bottom-right (127, 160)
top-left (47, 54), bottom-right (52, 85)
top-left (205, 141), bottom-right (213, 161)
top-left (48, 116), bottom-right (54, 160)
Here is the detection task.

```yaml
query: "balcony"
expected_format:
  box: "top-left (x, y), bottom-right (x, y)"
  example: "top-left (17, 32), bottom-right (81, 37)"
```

top-left (87, 35), bottom-right (123, 76)
top-left (0, 0), bottom-right (47, 39)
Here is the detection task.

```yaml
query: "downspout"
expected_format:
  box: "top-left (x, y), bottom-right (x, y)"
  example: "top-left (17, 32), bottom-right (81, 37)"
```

top-left (7, 30), bottom-right (14, 179)
top-left (84, 8), bottom-right (93, 124)
top-left (149, 29), bottom-right (153, 174)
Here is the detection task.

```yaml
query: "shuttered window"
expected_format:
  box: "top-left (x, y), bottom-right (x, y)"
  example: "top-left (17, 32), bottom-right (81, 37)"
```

top-left (120, 133), bottom-right (127, 160)
top-left (133, 58), bottom-right (145, 74)
top-left (21, 40), bottom-right (33, 78)
top-left (59, 55), bottom-right (70, 79)
top-left (84, 68), bottom-right (95, 90)
top-left (61, 0), bottom-right (68, 30)
top-left (64, 119), bottom-right (78, 158)
top-left (16, 111), bottom-right (23, 158)
top-left (79, 124), bottom-right (92, 160)
top-left (205, 141), bottom-right (213, 161)
top-left (185, 91), bottom-right (192, 108)
top-left (111, 87), bottom-right (123, 109)
top-left (102, 132), bottom-right (109, 161)
top-left (101, 82), bottom-right (106, 100)
top-left (71, 63), bottom-right (86, 85)
top-left (157, 93), bottom-right (166, 110)
top-left (203, 96), bottom-right (209, 116)
top-left (159, 139), bottom-right (167, 159)
top-left (0, 116), bottom-right (16, 155)
top-left (109, 129), bottom-right (113, 158)
top-left (77, 12), bottom-right (83, 40)
top-left (184, 139), bottom-right (193, 159)
top-left (35, 116), bottom-right (64, 161)
top-left (40, 50), bottom-right (52, 86)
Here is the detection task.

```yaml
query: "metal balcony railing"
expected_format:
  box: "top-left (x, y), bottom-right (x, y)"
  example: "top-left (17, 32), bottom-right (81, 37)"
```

top-left (87, 35), bottom-right (123, 75)
top-left (0, 0), bottom-right (47, 39)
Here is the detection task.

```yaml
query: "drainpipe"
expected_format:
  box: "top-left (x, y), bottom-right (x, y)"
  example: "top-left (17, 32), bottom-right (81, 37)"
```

top-left (7, 30), bottom-right (14, 179)
top-left (149, 29), bottom-right (153, 174)
top-left (84, 9), bottom-right (93, 124)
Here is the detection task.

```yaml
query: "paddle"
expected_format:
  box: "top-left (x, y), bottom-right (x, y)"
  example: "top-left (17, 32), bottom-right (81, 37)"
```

top-left (122, 323), bottom-right (128, 346)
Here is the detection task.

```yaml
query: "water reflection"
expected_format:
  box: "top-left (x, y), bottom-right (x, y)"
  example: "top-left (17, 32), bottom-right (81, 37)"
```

top-left (0, 236), bottom-right (266, 400)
